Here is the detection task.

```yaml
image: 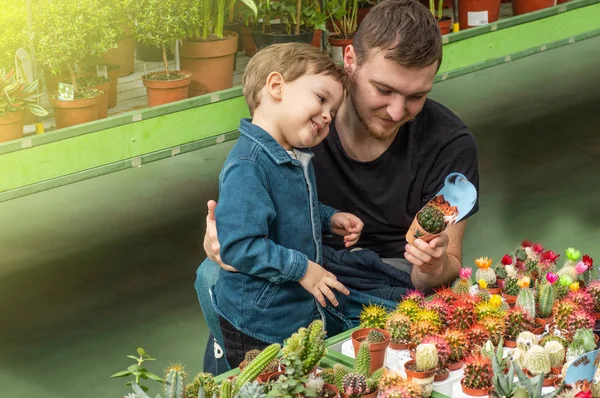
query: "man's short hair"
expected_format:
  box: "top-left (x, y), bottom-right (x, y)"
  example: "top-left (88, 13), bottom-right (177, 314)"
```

top-left (353, 0), bottom-right (443, 69)
top-left (242, 43), bottom-right (348, 115)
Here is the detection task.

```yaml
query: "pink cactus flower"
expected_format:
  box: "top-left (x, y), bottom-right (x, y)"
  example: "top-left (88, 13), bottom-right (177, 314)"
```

top-left (546, 272), bottom-right (559, 284)
top-left (576, 261), bottom-right (588, 275)
top-left (459, 267), bottom-right (472, 279)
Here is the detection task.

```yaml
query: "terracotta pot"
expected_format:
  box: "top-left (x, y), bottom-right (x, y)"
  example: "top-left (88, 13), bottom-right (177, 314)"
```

top-left (486, 286), bottom-right (502, 295)
top-left (357, 6), bottom-right (373, 26)
top-left (536, 316), bottom-right (554, 326)
top-left (107, 67), bottom-right (120, 108)
top-left (351, 328), bottom-right (390, 373)
top-left (447, 360), bottom-right (463, 371)
top-left (0, 109), bottom-right (24, 143)
top-left (90, 81), bottom-right (111, 119)
top-left (404, 360), bottom-right (436, 397)
top-left (241, 26), bottom-right (257, 56)
top-left (504, 339), bottom-right (517, 348)
top-left (434, 367), bottom-right (450, 381)
top-left (44, 68), bottom-right (70, 93)
top-left (340, 391), bottom-right (377, 398)
top-left (328, 35), bottom-right (353, 65)
top-left (458, 0), bottom-right (501, 29)
top-left (542, 369), bottom-right (560, 387)
top-left (251, 25), bottom-right (313, 51)
top-left (311, 29), bottom-right (323, 48)
top-left (502, 292), bottom-right (517, 306)
top-left (323, 383), bottom-right (340, 397)
top-left (512, 0), bottom-right (556, 14)
top-left (24, 110), bottom-right (37, 125)
top-left (438, 17), bottom-right (452, 35)
top-left (142, 72), bottom-right (192, 107)
top-left (529, 323), bottom-right (545, 335)
top-left (266, 371), bottom-right (284, 382)
top-left (50, 95), bottom-right (100, 129)
top-left (389, 341), bottom-right (410, 350)
top-left (103, 36), bottom-right (134, 77)
top-left (180, 32), bottom-right (238, 96)
top-left (512, 0), bottom-right (555, 14)
top-left (461, 379), bottom-right (491, 396)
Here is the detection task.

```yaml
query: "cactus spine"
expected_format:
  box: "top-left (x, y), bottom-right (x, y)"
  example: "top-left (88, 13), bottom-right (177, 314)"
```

top-left (233, 343), bottom-right (280, 396)
top-left (164, 365), bottom-right (186, 398)
top-left (537, 283), bottom-right (555, 318)
top-left (416, 343), bottom-right (439, 372)
top-left (359, 303), bottom-right (389, 329)
top-left (386, 313), bottom-right (411, 344)
top-left (342, 373), bottom-right (368, 396)
top-left (417, 205), bottom-right (445, 234)
top-left (366, 330), bottom-right (386, 344)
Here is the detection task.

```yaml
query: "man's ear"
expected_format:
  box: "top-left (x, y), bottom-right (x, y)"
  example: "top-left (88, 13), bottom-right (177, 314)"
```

top-left (265, 71), bottom-right (284, 101)
top-left (343, 45), bottom-right (357, 75)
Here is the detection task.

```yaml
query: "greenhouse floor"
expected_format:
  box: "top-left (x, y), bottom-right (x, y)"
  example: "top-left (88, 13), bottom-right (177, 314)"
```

top-left (1, 35), bottom-right (599, 398)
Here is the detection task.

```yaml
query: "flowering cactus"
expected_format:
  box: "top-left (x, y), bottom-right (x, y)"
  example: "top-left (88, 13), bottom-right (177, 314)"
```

top-left (475, 257), bottom-right (497, 287)
top-left (386, 313), bottom-right (412, 345)
top-left (462, 354), bottom-right (493, 390)
top-left (586, 281), bottom-right (600, 313)
top-left (421, 335), bottom-right (451, 367)
top-left (443, 329), bottom-right (468, 363)
top-left (415, 343), bottom-right (439, 372)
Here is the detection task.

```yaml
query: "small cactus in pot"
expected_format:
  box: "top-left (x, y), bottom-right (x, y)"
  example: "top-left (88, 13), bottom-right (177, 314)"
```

top-left (406, 204), bottom-right (446, 245)
top-left (537, 279), bottom-right (556, 319)
top-left (524, 345), bottom-right (551, 377)
top-left (543, 340), bottom-right (565, 369)
top-left (586, 281), bottom-right (600, 313)
top-left (443, 329), bottom-right (467, 364)
top-left (475, 256), bottom-right (498, 288)
top-left (516, 276), bottom-right (536, 319)
top-left (359, 303), bottom-right (389, 329)
top-left (386, 313), bottom-right (412, 347)
top-left (452, 267), bottom-right (472, 295)
top-left (461, 354), bottom-right (493, 394)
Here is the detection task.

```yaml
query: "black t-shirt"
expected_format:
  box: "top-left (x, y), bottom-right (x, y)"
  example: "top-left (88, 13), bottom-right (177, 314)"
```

top-left (312, 98), bottom-right (480, 258)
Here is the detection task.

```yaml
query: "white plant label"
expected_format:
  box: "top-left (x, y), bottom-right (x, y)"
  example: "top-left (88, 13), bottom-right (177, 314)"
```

top-left (96, 65), bottom-right (108, 79)
top-left (58, 83), bottom-right (75, 101)
top-left (468, 11), bottom-right (489, 26)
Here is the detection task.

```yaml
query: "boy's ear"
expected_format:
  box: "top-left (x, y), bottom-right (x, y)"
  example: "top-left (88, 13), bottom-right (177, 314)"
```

top-left (265, 72), bottom-right (284, 101)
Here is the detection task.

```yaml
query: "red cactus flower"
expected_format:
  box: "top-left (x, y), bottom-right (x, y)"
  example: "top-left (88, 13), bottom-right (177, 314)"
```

top-left (533, 243), bottom-right (544, 254)
top-left (521, 240), bottom-right (533, 248)
top-left (541, 250), bottom-right (560, 265)
top-left (583, 255), bottom-right (594, 269)
top-left (501, 254), bottom-right (513, 265)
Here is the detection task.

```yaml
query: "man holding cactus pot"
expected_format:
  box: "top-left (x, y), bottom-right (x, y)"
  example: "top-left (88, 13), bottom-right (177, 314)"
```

top-left (196, 0), bottom-right (479, 374)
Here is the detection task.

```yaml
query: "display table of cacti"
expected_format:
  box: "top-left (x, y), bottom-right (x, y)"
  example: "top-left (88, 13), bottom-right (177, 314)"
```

top-left (323, 241), bottom-right (600, 397)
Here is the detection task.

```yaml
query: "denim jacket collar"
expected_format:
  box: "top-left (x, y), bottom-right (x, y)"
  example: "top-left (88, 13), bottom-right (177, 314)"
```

top-left (239, 118), bottom-right (313, 165)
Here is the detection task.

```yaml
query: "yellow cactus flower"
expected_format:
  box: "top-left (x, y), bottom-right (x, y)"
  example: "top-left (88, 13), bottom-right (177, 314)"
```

top-left (570, 282), bottom-right (580, 292)
top-left (517, 276), bottom-right (531, 288)
top-left (475, 256), bottom-right (493, 269)
top-left (478, 279), bottom-right (488, 289)
top-left (489, 295), bottom-right (502, 308)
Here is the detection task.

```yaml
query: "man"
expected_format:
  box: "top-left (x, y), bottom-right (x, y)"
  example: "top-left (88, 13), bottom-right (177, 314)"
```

top-left (196, 0), bottom-right (479, 374)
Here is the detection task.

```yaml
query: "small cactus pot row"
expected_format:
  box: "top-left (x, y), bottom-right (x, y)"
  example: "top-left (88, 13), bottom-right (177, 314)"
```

top-left (350, 328), bottom-right (390, 375)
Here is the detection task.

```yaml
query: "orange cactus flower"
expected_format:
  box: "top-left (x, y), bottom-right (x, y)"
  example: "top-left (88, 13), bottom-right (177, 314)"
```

top-left (475, 257), bottom-right (493, 269)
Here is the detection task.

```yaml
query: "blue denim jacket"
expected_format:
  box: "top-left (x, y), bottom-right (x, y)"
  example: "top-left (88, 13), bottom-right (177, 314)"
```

top-left (212, 118), bottom-right (338, 343)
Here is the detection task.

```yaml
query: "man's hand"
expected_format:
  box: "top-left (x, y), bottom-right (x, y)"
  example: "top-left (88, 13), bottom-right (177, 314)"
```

top-left (299, 260), bottom-right (350, 307)
top-left (404, 232), bottom-right (450, 277)
top-left (331, 212), bottom-right (364, 247)
top-left (203, 200), bottom-right (239, 272)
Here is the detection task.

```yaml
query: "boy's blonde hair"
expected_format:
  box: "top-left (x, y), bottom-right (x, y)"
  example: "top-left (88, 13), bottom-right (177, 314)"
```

top-left (242, 43), bottom-right (348, 115)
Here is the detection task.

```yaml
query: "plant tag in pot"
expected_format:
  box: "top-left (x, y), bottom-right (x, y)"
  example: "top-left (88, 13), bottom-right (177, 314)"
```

top-left (96, 65), bottom-right (108, 79)
top-left (58, 83), bottom-right (75, 101)
top-left (406, 172), bottom-right (477, 245)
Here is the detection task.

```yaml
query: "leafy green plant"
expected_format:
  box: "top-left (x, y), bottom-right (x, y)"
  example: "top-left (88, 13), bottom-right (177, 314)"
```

top-left (33, 0), bottom-right (118, 93)
top-left (0, 0), bottom-right (28, 71)
top-left (110, 347), bottom-right (164, 393)
top-left (324, 0), bottom-right (358, 39)
top-left (0, 68), bottom-right (48, 117)
top-left (189, 0), bottom-right (257, 41)
top-left (428, 0), bottom-right (444, 22)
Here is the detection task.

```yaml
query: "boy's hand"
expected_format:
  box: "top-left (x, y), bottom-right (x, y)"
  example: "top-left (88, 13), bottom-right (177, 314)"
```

top-left (331, 212), bottom-right (363, 247)
top-left (299, 260), bottom-right (349, 307)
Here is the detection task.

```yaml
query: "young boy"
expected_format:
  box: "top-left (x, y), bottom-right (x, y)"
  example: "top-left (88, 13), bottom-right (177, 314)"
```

top-left (210, 43), bottom-right (363, 368)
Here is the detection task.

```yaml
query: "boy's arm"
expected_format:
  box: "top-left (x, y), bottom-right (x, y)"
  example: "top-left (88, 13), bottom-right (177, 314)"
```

top-left (319, 202), bottom-right (339, 234)
top-left (216, 159), bottom-right (308, 284)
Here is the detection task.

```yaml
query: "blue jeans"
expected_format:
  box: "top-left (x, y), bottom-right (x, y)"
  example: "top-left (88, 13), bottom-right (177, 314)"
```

top-left (194, 259), bottom-right (231, 375)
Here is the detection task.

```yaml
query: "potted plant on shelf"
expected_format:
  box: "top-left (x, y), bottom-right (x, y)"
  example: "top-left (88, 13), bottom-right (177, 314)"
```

top-left (180, 0), bottom-right (257, 96)
top-left (101, 0), bottom-right (135, 77)
top-left (130, 0), bottom-right (192, 107)
top-left (303, 0), bottom-right (328, 48)
top-left (34, 0), bottom-right (114, 128)
top-left (0, 69), bottom-right (48, 143)
top-left (404, 343), bottom-right (438, 398)
top-left (251, 0), bottom-right (315, 51)
top-left (325, 0), bottom-right (358, 64)
top-left (457, 0), bottom-right (501, 30)
top-left (429, 0), bottom-right (452, 35)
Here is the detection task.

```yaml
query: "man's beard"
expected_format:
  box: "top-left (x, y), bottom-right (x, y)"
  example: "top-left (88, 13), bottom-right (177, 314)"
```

top-left (350, 85), bottom-right (401, 141)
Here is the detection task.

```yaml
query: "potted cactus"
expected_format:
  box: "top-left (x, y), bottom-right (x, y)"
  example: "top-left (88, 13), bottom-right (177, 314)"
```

top-left (0, 69), bottom-right (48, 143)
top-left (406, 203), bottom-right (447, 246)
top-left (332, 342), bottom-right (384, 398)
top-left (504, 307), bottom-right (535, 347)
top-left (542, 340), bottom-right (565, 375)
top-left (452, 267), bottom-right (472, 295)
top-left (404, 343), bottom-right (438, 398)
top-left (475, 256), bottom-right (500, 293)
top-left (351, 328), bottom-right (390, 374)
top-left (502, 274), bottom-right (520, 306)
top-left (536, 277), bottom-right (556, 325)
top-left (421, 335), bottom-right (451, 381)
top-left (515, 276), bottom-right (537, 320)
top-left (460, 353), bottom-right (493, 396)
top-left (385, 313), bottom-right (412, 350)
top-left (443, 329), bottom-right (467, 370)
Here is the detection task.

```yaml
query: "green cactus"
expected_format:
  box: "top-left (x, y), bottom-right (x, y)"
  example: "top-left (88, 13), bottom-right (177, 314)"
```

top-left (543, 340), bottom-right (565, 368)
top-left (524, 345), bottom-right (551, 376)
top-left (185, 372), bottom-right (217, 398)
top-left (233, 343), bottom-right (280, 396)
top-left (503, 276), bottom-right (520, 296)
top-left (395, 301), bottom-right (421, 321)
top-left (537, 283), bottom-right (555, 319)
top-left (462, 354), bottom-right (493, 390)
top-left (416, 343), bottom-right (439, 372)
top-left (366, 330), bottom-right (386, 344)
top-left (386, 313), bottom-right (411, 344)
top-left (417, 205), bottom-right (445, 234)
top-left (354, 342), bottom-right (371, 377)
top-left (342, 373), bottom-right (368, 396)
top-left (452, 278), bottom-right (471, 295)
top-left (282, 319), bottom-right (326, 375)
top-left (513, 362), bottom-right (563, 398)
top-left (366, 367), bottom-right (385, 392)
top-left (516, 287), bottom-right (536, 319)
top-left (333, 364), bottom-right (351, 391)
top-left (164, 365), bottom-right (186, 398)
top-left (220, 378), bottom-right (233, 398)
top-left (505, 307), bottom-right (534, 341)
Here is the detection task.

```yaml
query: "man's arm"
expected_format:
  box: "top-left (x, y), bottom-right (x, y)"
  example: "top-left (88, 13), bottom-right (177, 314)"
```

top-left (406, 219), bottom-right (467, 290)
